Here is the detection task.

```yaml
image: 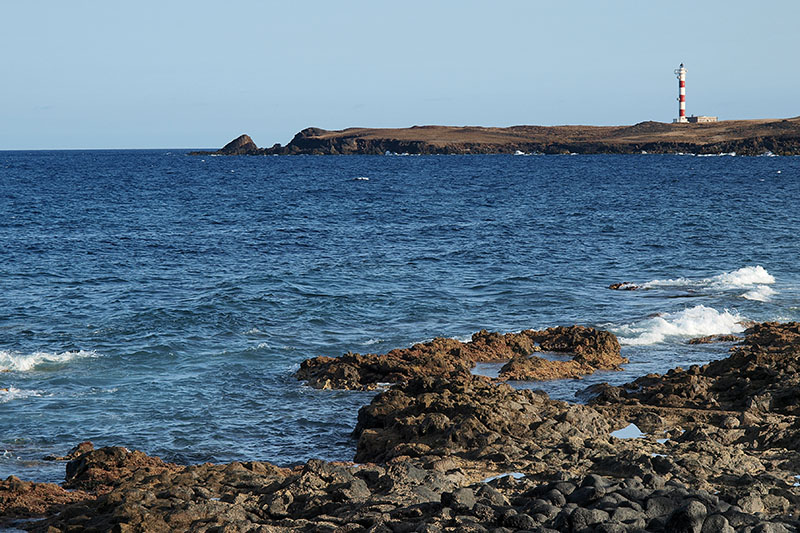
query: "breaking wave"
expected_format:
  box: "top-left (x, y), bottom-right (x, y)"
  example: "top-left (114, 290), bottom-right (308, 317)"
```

top-left (640, 265), bottom-right (775, 291)
top-left (741, 285), bottom-right (777, 302)
top-left (616, 305), bottom-right (746, 346)
top-left (0, 386), bottom-right (44, 403)
top-left (710, 265), bottom-right (775, 288)
top-left (0, 350), bottom-right (98, 372)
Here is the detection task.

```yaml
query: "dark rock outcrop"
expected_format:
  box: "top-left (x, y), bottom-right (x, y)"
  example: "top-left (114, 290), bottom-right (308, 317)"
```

top-left (64, 445), bottom-right (179, 491)
top-left (352, 374), bottom-right (612, 464)
top-left (687, 334), bottom-right (742, 344)
top-left (218, 134), bottom-right (259, 155)
top-left (296, 326), bottom-right (624, 389)
top-left (0, 476), bottom-right (90, 520)
top-left (609, 281), bottom-right (639, 290)
top-left (188, 133), bottom-right (259, 156)
top-left (591, 322), bottom-right (800, 415)
top-left (499, 326), bottom-right (625, 380)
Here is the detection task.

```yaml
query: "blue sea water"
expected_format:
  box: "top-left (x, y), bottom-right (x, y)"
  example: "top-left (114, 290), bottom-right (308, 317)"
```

top-left (1, 150), bottom-right (799, 483)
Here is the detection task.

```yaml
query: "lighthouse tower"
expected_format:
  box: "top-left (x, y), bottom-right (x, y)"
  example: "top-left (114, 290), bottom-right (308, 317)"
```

top-left (674, 63), bottom-right (688, 123)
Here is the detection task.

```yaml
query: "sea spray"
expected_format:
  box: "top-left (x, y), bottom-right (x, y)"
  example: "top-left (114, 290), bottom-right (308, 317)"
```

top-left (0, 350), bottom-right (98, 372)
top-left (639, 265), bottom-right (775, 291)
top-left (741, 285), bottom-right (777, 302)
top-left (616, 305), bottom-right (746, 345)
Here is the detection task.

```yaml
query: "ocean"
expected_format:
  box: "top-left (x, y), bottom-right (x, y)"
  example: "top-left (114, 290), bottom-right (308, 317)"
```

top-left (1, 150), bottom-right (798, 484)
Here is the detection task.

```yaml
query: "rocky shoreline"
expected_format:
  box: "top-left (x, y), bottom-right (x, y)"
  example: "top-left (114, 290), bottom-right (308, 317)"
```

top-left (189, 117), bottom-right (800, 156)
top-left (3, 323), bottom-right (800, 532)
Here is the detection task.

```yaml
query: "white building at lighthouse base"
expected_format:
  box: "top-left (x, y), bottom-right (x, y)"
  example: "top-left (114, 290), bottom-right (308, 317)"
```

top-left (673, 115), bottom-right (718, 123)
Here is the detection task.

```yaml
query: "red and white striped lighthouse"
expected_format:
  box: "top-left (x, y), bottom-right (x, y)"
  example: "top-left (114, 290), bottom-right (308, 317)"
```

top-left (674, 63), bottom-right (688, 123)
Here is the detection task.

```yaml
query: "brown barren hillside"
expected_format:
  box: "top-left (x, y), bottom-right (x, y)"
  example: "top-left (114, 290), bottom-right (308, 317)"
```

top-left (191, 117), bottom-right (800, 156)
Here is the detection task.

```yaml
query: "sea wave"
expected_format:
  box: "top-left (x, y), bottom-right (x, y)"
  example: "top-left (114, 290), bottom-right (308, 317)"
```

top-left (710, 265), bottom-right (775, 288)
top-left (0, 349), bottom-right (98, 372)
top-left (741, 285), bottom-right (777, 302)
top-left (640, 265), bottom-right (775, 291)
top-left (616, 305), bottom-right (746, 345)
top-left (0, 386), bottom-right (44, 403)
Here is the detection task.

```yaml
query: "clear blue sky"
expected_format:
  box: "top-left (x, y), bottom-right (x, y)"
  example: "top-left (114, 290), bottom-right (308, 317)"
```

top-left (2, 1), bottom-right (798, 149)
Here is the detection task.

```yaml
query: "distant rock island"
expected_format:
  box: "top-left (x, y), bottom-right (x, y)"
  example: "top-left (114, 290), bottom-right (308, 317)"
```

top-left (190, 117), bottom-right (800, 156)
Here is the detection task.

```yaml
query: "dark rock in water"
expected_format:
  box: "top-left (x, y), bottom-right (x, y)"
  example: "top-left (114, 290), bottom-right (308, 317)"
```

top-left (218, 134), bottom-right (259, 155)
top-left (591, 322), bottom-right (800, 417)
top-left (296, 325), bottom-right (624, 390)
top-left (498, 326), bottom-right (626, 381)
top-left (687, 334), bottom-right (741, 344)
top-left (43, 441), bottom-right (94, 461)
top-left (608, 282), bottom-right (639, 290)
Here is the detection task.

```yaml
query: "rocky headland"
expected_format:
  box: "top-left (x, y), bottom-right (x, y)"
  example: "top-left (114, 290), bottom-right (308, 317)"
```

top-left (4, 322), bottom-right (800, 532)
top-left (190, 117), bottom-right (800, 156)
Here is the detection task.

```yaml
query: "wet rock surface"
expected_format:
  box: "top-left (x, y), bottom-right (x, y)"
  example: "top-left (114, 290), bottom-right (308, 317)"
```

top-left (686, 334), bottom-right (742, 345)
top-left (296, 326), bottom-right (624, 390)
top-left (608, 282), bottom-right (640, 291)
top-left (6, 321), bottom-right (800, 532)
top-left (592, 322), bottom-right (800, 414)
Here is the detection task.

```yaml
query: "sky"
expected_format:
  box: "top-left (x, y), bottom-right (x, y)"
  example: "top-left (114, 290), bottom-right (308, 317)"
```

top-left (2, 1), bottom-right (798, 149)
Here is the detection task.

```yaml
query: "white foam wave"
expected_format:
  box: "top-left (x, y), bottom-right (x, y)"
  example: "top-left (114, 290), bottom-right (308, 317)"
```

top-left (639, 276), bottom-right (694, 289)
top-left (616, 305), bottom-right (746, 346)
top-left (0, 350), bottom-right (98, 372)
top-left (362, 338), bottom-right (385, 346)
top-left (710, 265), bottom-right (774, 288)
top-left (640, 265), bottom-right (775, 291)
top-left (0, 386), bottom-right (44, 403)
top-left (741, 285), bottom-right (777, 302)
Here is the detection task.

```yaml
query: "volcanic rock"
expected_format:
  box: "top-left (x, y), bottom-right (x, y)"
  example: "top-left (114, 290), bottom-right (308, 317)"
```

top-left (296, 325), bottom-right (623, 390)
top-left (352, 374), bottom-right (613, 464)
top-left (0, 476), bottom-right (90, 519)
top-left (64, 445), bottom-right (179, 491)
top-left (591, 322), bottom-right (800, 415)
top-left (498, 326), bottom-right (625, 380)
top-left (12, 322), bottom-right (800, 532)
top-left (217, 134), bottom-right (258, 155)
top-left (609, 282), bottom-right (639, 290)
top-left (687, 334), bottom-right (741, 344)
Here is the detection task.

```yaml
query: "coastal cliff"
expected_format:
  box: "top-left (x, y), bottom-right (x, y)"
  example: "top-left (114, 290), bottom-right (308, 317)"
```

top-left (191, 117), bottom-right (800, 156)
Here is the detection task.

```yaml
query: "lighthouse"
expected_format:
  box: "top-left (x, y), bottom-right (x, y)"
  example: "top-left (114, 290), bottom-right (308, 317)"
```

top-left (674, 63), bottom-right (688, 123)
top-left (672, 63), bottom-right (717, 123)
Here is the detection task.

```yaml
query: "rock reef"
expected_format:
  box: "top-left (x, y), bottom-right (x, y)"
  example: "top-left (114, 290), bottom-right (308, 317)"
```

top-left (4, 322), bottom-right (800, 532)
top-left (296, 326), bottom-right (625, 390)
top-left (190, 117), bottom-right (800, 156)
